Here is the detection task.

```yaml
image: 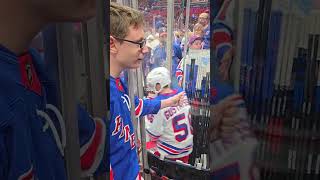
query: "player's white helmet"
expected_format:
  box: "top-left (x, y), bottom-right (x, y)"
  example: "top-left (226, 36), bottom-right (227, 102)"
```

top-left (146, 67), bottom-right (171, 94)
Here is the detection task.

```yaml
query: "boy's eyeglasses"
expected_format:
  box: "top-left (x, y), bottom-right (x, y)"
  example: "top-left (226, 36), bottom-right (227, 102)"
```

top-left (114, 37), bottom-right (146, 49)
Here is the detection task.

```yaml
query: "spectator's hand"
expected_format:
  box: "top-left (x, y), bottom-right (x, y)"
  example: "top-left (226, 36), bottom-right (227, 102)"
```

top-left (209, 94), bottom-right (244, 141)
top-left (161, 91), bottom-right (186, 109)
top-left (170, 91), bottom-right (186, 107)
top-left (220, 116), bottom-right (241, 140)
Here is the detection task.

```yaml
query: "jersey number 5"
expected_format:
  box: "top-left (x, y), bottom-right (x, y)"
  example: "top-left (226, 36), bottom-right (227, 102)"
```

top-left (172, 113), bottom-right (190, 142)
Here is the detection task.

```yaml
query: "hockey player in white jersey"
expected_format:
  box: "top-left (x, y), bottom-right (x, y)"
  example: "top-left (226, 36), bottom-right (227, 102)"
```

top-left (145, 67), bottom-right (193, 164)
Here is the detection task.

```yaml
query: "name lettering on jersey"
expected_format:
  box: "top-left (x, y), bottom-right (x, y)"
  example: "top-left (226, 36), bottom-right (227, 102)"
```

top-left (124, 125), bottom-right (131, 142)
top-left (164, 96), bottom-right (189, 120)
top-left (112, 115), bottom-right (122, 136)
top-left (112, 116), bottom-right (136, 148)
top-left (125, 125), bottom-right (136, 148)
top-left (121, 94), bottom-right (131, 111)
top-left (130, 134), bottom-right (136, 149)
top-left (119, 121), bottom-right (125, 139)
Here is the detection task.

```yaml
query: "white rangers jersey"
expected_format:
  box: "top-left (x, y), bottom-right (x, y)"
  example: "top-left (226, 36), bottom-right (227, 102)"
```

top-left (145, 89), bottom-right (193, 159)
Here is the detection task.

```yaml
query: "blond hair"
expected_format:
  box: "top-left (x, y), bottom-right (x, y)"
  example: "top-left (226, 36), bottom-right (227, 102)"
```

top-left (193, 23), bottom-right (204, 32)
top-left (110, 2), bottom-right (144, 39)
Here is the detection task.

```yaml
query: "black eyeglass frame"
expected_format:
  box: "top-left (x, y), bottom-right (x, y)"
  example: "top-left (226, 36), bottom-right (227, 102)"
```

top-left (113, 37), bottom-right (146, 49)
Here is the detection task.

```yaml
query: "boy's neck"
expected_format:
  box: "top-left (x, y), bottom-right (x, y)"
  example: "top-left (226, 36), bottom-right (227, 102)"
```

top-left (110, 56), bottom-right (124, 78)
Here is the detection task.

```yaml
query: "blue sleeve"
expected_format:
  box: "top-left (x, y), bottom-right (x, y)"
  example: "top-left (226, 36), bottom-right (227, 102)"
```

top-left (176, 87), bottom-right (184, 93)
top-left (77, 104), bottom-right (108, 175)
top-left (134, 96), bottom-right (161, 117)
top-left (211, 80), bottom-right (234, 105)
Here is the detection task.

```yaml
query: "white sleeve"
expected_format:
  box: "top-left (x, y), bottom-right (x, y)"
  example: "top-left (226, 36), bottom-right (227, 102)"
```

top-left (145, 110), bottom-right (165, 141)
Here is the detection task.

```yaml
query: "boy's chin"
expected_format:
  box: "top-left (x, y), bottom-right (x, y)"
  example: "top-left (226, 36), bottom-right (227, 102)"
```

top-left (128, 63), bottom-right (142, 69)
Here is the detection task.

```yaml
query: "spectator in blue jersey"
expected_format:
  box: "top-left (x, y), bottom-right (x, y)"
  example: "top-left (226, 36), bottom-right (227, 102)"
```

top-left (0, 0), bottom-right (109, 179)
top-left (155, 15), bottom-right (165, 32)
top-left (150, 32), bottom-right (167, 69)
top-left (152, 31), bottom-right (182, 88)
top-left (198, 12), bottom-right (210, 49)
top-left (110, 3), bottom-right (186, 180)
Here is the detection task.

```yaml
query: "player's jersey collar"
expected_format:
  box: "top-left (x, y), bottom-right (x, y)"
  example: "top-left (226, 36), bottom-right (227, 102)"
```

top-left (0, 45), bottom-right (43, 95)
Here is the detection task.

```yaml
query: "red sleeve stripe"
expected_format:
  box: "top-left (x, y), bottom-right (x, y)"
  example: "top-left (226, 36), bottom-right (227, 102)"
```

top-left (80, 118), bottom-right (106, 175)
top-left (135, 99), bottom-right (144, 117)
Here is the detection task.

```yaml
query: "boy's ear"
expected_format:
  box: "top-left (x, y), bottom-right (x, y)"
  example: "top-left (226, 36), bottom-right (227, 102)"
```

top-left (110, 36), bottom-right (118, 54)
